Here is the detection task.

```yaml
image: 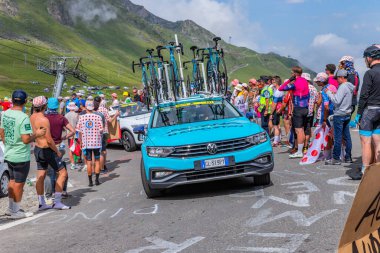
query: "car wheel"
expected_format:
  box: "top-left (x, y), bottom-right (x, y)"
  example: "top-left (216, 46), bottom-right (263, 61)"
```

top-left (122, 131), bottom-right (137, 152)
top-left (253, 173), bottom-right (271, 186)
top-left (141, 159), bottom-right (164, 198)
top-left (0, 171), bottom-right (9, 197)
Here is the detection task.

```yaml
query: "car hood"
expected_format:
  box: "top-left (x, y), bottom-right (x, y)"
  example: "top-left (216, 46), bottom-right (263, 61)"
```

top-left (147, 117), bottom-right (263, 146)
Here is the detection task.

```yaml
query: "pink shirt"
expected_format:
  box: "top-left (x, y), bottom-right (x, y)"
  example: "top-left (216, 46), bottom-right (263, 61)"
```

top-left (76, 113), bottom-right (103, 149)
top-left (328, 76), bottom-right (339, 89)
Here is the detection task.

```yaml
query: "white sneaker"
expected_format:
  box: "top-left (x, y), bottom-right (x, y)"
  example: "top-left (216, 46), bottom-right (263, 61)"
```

top-left (5, 208), bottom-right (12, 216)
top-left (82, 165), bottom-right (87, 172)
top-left (70, 164), bottom-right (76, 170)
top-left (10, 210), bottom-right (33, 219)
top-left (289, 152), bottom-right (303, 159)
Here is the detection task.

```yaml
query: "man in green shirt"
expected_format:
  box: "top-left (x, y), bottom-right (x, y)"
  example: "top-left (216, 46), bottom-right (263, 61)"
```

top-left (0, 90), bottom-right (46, 219)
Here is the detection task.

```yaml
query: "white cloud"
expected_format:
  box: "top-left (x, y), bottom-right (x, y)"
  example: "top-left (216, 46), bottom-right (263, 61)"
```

top-left (130, 0), bottom-right (262, 50)
top-left (308, 33), bottom-right (367, 76)
top-left (286, 0), bottom-right (305, 4)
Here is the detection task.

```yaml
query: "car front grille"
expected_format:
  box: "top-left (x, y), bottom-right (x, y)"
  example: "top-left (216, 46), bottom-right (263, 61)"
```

top-left (169, 137), bottom-right (253, 158)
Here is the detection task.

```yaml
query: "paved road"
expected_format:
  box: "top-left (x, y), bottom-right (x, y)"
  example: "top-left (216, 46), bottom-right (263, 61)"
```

top-left (0, 131), bottom-right (362, 253)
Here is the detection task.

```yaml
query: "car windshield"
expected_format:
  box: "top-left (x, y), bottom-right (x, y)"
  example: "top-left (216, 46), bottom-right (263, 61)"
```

top-left (152, 99), bottom-right (241, 128)
top-left (119, 102), bottom-right (150, 117)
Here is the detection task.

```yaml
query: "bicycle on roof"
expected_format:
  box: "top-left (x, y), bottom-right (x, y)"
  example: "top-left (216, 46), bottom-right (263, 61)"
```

top-left (197, 37), bottom-right (228, 96)
top-left (156, 41), bottom-right (185, 100)
top-left (183, 45), bottom-right (206, 95)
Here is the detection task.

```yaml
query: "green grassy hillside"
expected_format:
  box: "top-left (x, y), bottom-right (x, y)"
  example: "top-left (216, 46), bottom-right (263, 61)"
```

top-left (0, 0), bottom-right (315, 98)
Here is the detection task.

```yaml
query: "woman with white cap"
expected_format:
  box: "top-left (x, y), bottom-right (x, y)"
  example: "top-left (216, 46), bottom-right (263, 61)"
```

top-left (65, 102), bottom-right (79, 170)
top-left (233, 84), bottom-right (248, 115)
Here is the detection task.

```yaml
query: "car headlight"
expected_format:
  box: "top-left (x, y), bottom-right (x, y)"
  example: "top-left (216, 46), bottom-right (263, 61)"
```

top-left (146, 147), bottom-right (175, 157)
top-left (152, 171), bottom-right (173, 179)
top-left (246, 132), bottom-right (268, 145)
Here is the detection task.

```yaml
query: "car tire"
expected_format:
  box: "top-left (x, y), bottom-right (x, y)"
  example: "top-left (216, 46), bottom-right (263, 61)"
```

top-left (122, 131), bottom-right (137, 152)
top-left (253, 173), bottom-right (271, 186)
top-left (0, 171), bottom-right (9, 197)
top-left (141, 159), bottom-right (164, 198)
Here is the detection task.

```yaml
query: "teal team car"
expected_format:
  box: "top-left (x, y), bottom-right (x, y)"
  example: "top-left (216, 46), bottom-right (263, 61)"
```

top-left (134, 95), bottom-right (274, 198)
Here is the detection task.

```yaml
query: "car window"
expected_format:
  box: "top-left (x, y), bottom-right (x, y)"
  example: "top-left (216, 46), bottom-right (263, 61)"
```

top-left (119, 102), bottom-right (150, 117)
top-left (152, 99), bottom-right (241, 128)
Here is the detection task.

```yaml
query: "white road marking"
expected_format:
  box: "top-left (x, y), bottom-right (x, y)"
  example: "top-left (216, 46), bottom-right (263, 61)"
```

top-left (333, 191), bottom-right (356, 205)
top-left (125, 236), bottom-right (205, 253)
top-left (110, 208), bottom-right (124, 218)
top-left (133, 204), bottom-right (158, 215)
top-left (229, 188), bottom-right (265, 198)
top-left (282, 181), bottom-right (320, 193)
top-left (0, 212), bottom-right (52, 231)
top-left (227, 233), bottom-right (310, 252)
top-left (88, 197), bottom-right (106, 203)
top-left (251, 194), bottom-right (310, 209)
top-left (327, 177), bottom-right (358, 186)
top-left (66, 209), bottom-right (106, 222)
top-left (247, 208), bottom-right (338, 227)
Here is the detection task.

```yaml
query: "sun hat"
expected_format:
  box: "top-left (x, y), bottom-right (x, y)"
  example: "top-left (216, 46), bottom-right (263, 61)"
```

top-left (339, 55), bottom-right (354, 63)
top-left (336, 69), bottom-right (348, 77)
top-left (242, 83), bottom-right (248, 88)
top-left (314, 72), bottom-right (328, 83)
top-left (235, 84), bottom-right (243, 91)
top-left (85, 101), bottom-right (94, 110)
top-left (67, 102), bottom-right (78, 111)
top-left (47, 97), bottom-right (59, 109)
top-left (33, 96), bottom-right (47, 107)
top-left (99, 94), bottom-right (105, 98)
top-left (111, 93), bottom-right (118, 98)
top-left (11, 90), bottom-right (27, 104)
top-left (87, 96), bottom-right (94, 101)
top-left (301, 73), bottom-right (311, 81)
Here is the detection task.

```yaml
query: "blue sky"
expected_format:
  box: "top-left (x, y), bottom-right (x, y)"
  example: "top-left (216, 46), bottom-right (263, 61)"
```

top-left (131, 0), bottom-right (380, 75)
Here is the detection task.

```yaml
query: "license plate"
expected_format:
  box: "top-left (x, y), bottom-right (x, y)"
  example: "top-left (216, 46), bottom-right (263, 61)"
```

top-left (201, 157), bottom-right (229, 169)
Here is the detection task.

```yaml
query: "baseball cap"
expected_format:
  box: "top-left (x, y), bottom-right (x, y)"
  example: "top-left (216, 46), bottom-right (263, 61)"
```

top-left (235, 84), bottom-right (243, 91)
top-left (111, 93), bottom-right (117, 98)
top-left (11, 90), bottom-right (27, 104)
top-left (85, 101), bottom-right (94, 110)
top-left (99, 94), bottom-right (105, 98)
top-left (47, 97), bottom-right (59, 109)
top-left (336, 69), bottom-right (348, 77)
top-left (67, 102), bottom-right (78, 111)
top-left (33, 96), bottom-right (47, 107)
top-left (242, 83), bottom-right (248, 88)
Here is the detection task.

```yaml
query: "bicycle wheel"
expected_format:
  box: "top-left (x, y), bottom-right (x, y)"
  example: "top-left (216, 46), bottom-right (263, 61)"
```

top-left (186, 74), bottom-right (192, 95)
top-left (195, 65), bottom-right (204, 93)
top-left (206, 60), bottom-right (216, 94)
top-left (217, 57), bottom-right (228, 96)
top-left (158, 67), bottom-right (169, 101)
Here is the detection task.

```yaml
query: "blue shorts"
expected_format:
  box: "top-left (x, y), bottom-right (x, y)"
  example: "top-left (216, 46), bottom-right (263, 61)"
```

top-left (359, 107), bottom-right (380, 136)
top-left (83, 149), bottom-right (101, 161)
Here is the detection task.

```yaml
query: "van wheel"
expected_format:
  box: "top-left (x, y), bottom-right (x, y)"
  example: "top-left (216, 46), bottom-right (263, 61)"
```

top-left (253, 173), bottom-right (271, 186)
top-left (141, 160), bottom-right (164, 198)
top-left (122, 131), bottom-right (137, 152)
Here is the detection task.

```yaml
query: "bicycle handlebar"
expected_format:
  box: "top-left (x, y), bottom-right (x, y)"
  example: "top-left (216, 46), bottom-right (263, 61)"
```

top-left (132, 61), bottom-right (141, 73)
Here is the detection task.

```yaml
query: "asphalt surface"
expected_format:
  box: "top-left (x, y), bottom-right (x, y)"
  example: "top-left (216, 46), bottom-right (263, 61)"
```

top-left (0, 130), bottom-right (362, 253)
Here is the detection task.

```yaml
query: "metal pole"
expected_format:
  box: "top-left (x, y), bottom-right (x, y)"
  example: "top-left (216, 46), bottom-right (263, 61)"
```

top-left (200, 62), bottom-right (207, 92)
top-left (53, 60), bottom-right (66, 98)
top-left (175, 34), bottom-right (187, 98)
top-left (164, 63), bottom-right (172, 99)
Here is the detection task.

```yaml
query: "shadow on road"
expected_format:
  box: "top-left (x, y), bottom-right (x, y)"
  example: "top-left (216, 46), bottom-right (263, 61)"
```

top-left (157, 177), bottom-right (273, 200)
top-left (106, 159), bottom-right (131, 172)
top-left (65, 187), bottom-right (97, 207)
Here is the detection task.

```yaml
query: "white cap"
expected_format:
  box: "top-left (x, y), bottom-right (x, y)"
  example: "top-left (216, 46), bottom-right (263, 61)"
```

top-left (242, 83), bottom-right (248, 88)
top-left (235, 84), bottom-right (243, 91)
top-left (301, 73), bottom-right (311, 81)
